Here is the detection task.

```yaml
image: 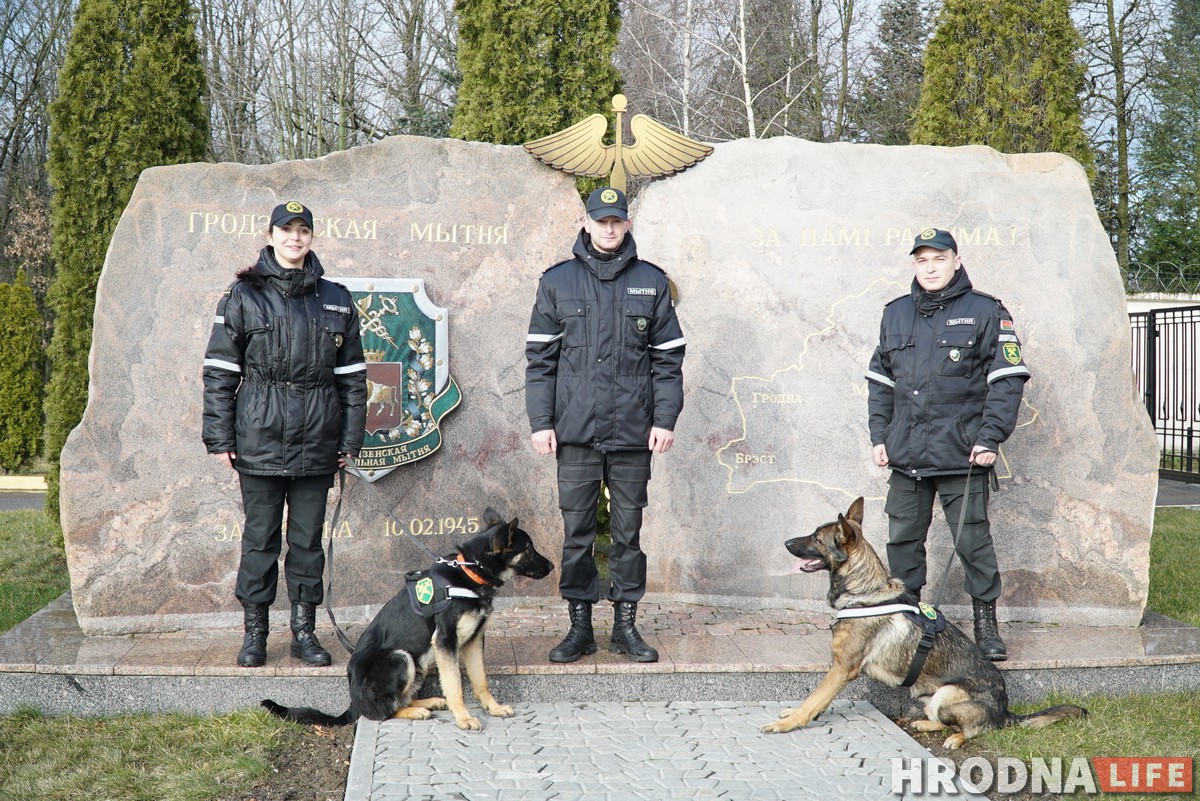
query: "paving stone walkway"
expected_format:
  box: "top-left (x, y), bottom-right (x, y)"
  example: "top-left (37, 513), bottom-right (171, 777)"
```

top-left (346, 699), bottom-right (984, 801)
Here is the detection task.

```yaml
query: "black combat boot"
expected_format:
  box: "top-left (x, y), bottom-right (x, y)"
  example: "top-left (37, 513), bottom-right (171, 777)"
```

top-left (289, 602), bottom-right (332, 666)
top-left (972, 598), bottom-right (1007, 661)
top-left (548, 600), bottom-right (597, 663)
top-left (609, 601), bottom-right (658, 663)
top-left (237, 604), bottom-right (269, 668)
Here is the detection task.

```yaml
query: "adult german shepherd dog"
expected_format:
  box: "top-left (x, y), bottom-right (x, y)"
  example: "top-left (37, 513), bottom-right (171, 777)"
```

top-left (761, 497), bottom-right (1085, 748)
top-left (263, 508), bottom-right (552, 731)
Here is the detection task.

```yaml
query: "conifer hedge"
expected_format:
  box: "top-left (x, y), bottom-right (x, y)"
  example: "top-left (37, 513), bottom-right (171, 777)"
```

top-left (911, 0), bottom-right (1092, 172)
top-left (45, 0), bottom-right (207, 511)
top-left (451, 0), bottom-right (623, 145)
top-left (0, 272), bottom-right (43, 472)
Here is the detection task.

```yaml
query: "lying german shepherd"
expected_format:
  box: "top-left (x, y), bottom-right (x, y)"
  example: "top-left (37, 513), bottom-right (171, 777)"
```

top-left (263, 508), bottom-right (552, 731)
top-left (761, 497), bottom-right (1085, 748)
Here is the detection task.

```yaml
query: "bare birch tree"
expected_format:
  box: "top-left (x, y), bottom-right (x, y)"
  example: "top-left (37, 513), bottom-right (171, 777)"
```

top-left (196, 0), bottom-right (267, 161)
top-left (0, 0), bottom-right (71, 316)
top-left (1078, 0), bottom-right (1164, 270)
top-left (619, 0), bottom-right (873, 142)
top-left (196, 0), bottom-right (457, 162)
top-left (0, 0), bottom-right (73, 199)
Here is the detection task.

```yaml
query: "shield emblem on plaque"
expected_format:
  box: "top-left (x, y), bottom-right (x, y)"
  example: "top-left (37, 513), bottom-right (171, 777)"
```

top-left (336, 278), bottom-right (461, 482)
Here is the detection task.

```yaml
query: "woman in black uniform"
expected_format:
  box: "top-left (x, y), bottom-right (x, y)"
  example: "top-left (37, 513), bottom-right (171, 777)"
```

top-left (202, 201), bottom-right (367, 667)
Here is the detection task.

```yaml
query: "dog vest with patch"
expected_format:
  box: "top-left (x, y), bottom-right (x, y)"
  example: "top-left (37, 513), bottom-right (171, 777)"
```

top-left (835, 602), bottom-right (947, 687)
top-left (404, 570), bottom-right (480, 618)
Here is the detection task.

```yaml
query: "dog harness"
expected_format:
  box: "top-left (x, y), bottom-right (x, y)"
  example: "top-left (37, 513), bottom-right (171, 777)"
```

top-left (835, 601), bottom-right (947, 687)
top-left (404, 569), bottom-right (481, 619)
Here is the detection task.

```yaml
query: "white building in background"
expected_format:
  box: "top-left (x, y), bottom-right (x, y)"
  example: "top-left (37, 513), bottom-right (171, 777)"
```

top-left (1127, 294), bottom-right (1200, 314)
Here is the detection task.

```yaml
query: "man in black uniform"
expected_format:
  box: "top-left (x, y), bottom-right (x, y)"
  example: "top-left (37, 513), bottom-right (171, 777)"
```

top-left (525, 187), bottom-right (686, 663)
top-left (866, 228), bottom-right (1029, 660)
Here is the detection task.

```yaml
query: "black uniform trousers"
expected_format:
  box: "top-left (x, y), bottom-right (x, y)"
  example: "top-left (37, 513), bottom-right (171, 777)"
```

top-left (885, 470), bottom-right (1001, 603)
top-left (556, 444), bottom-right (653, 604)
top-left (235, 472), bottom-right (336, 607)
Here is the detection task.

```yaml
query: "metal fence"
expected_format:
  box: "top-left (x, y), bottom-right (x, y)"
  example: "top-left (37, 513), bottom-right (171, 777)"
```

top-left (1126, 262), bottom-right (1200, 295)
top-left (1129, 305), bottom-right (1200, 482)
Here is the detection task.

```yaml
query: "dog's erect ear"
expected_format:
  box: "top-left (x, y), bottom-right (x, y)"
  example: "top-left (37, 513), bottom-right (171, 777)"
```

top-left (482, 506), bottom-right (503, 527)
top-left (490, 517), bottom-right (516, 552)
top-left (846, 497), bottom-right (864, 527)
top-left (834, 513), bottom-right (859, 548)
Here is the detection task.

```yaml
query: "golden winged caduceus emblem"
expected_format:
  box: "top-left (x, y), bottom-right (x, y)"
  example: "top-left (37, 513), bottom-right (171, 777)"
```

top-left (523, 94), bottom-right (713, 192)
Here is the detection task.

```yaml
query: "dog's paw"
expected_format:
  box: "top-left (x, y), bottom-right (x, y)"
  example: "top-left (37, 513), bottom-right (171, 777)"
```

top-left (455, 715), bottom-right (483, 732)
top-left (392, 707), bottom-right (433, 721)
top-left (759, 718), bottom-right (799, 734)
top-left (909, 719), bottom-right (948, 733)
top-left (943, 733), bottom-right (967, 750)
top-left (417, 697), bottom-right (448, 711)
top-left (487, 703), bottom-right (514, 718)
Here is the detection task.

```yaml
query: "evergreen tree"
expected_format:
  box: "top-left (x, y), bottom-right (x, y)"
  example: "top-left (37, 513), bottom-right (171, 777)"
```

top-left (1135, 0), bottom-right (1200, 276)
top-left (45, 0), bottom-right (207, 510)
top-left (451, 0), bottom-right (622, 145)
top-left (911, 0), bottom-right (1092, 171)
top-left (857, 0), bottom-right (935, 145)
top-left (0, 272), bottom-right (44, 472)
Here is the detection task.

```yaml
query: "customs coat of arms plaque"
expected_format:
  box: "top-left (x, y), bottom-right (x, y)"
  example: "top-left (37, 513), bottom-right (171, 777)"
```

top-left (336, 278), bottom-right (460, 481)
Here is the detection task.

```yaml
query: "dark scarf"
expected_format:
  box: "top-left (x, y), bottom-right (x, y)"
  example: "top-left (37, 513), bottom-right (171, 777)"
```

top-left (913, 267), bottom-right (971, 317)
top-left (572, 229), bottom-right (637, 281)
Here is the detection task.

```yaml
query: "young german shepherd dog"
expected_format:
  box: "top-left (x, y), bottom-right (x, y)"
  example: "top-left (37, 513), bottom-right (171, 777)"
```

top-left (761, 497), bottom-right (1085, 748)
top-left (263, 508), bottom-right (552, 731)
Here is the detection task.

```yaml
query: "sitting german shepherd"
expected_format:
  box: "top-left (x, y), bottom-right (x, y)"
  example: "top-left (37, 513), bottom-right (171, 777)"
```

top-left (761, 497), bottom-right (1085, 748)
top-left (263, 508), bottom-right (552, 731)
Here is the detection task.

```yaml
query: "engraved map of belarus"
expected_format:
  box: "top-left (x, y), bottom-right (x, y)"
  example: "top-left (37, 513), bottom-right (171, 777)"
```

top-left (715, 267), bottom-right (1038, 499)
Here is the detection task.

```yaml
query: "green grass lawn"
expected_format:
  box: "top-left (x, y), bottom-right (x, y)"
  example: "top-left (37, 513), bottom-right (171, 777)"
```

top-left (0, 506), bottom-right (1198, 800)
top-left (915, 506), bottom-right (1200, 799)
top-left (0, 511), bottom-right (69, 635)
top-left (1146, 507), bottom-right (1200, 626)
top-left (927, 690), bottom-right (1200, 800)
top-left (988, 691), bottom-right (1200, 760)
top-left (0, 708), bottom-right (290, 801)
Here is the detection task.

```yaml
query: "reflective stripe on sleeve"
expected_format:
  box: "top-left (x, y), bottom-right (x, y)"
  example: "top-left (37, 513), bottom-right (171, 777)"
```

top-left (527, 332), bottom-right (563, 344)
top-left (987, 365), bottom-right (1030, 383)
top-left (998, 334), bottom-right (1018, 342)
top-left (214, 315), bottom-right (225, 326)
top-left (203, 358), bottom-right (242, 373)
top-left (865, 370), bottom-right (895, 388)
top-left (334, 362), bottom-right (367, 375)
top-left (652, 336), bottom-right (686, 351)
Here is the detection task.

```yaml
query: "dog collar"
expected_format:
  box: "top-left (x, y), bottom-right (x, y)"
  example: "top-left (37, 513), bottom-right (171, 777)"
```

top-left (835, 603), bottom-right (922, 619)
top-left (455, 553), bottom-right (491, 587)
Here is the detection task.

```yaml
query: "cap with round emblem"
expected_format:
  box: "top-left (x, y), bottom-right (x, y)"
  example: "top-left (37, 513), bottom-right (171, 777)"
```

top-left (910, 227), bottom-right (958, 255)
top-left (270, 201), bottom-right (314, 229)
top-left (585, 186), bottom-right (628, 221)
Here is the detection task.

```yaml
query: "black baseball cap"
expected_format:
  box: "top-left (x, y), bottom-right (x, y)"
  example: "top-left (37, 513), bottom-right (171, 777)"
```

top-left (270, 201), bottom-right (314, 229)
top-left (910, 228), bottom-right (958, 254)
top-left (585, 187), bottom-right (628, 221)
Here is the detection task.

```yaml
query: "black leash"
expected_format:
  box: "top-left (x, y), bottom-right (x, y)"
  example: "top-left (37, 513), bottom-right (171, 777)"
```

top-left (927, 460), bottom-right (976, 611)
top-left (322, 455), bottom-right (446, 654)
top-left (323, 468), bottom-right (358, 654)
top-left (901, 457), bottom-right (992, 686)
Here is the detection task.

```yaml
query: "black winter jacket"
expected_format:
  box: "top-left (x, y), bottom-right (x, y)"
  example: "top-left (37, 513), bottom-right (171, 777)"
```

top-left (525, 231), bottom-right (686, 451)
top-left (202, 248), bottom-right (367, 476)
top-left (866, 268), bottom-right (1029, 477)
